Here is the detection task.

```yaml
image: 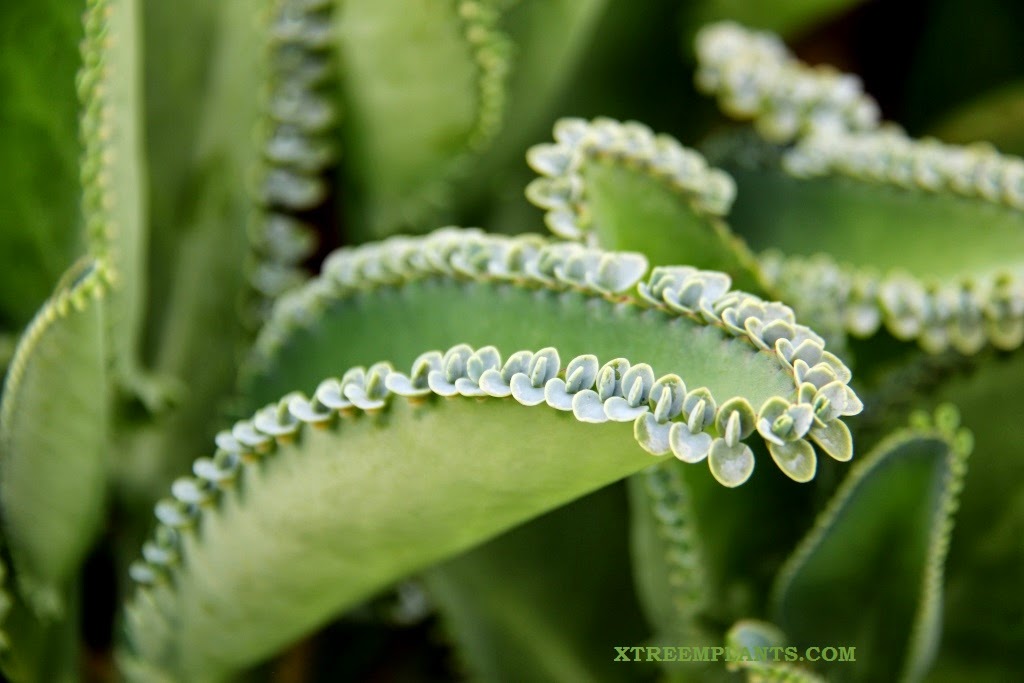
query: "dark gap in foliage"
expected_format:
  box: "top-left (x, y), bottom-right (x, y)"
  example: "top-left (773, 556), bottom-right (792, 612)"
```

top-left (79, 532), bottom-right (117, 655)
top-left (789, 0), bottom-right (929, 125)
top-left (304, 165), bottom-right (345, 272)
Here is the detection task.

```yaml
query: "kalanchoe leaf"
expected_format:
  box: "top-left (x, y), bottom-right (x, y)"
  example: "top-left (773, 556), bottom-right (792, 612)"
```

top-left (542, 378), bottom-right (573, 411)
top-left (571, 390), bottom-right (608, 424)
top-left (772, 407), bottom-right (972, 682)
top-left (334, 0), bottom-right (512, 238)
top-left (344, 363), bottom-right (393, 410)
top-left (768, 439), bottom-right (817, 483)
top-left (241, 227), bottom-right (861, 486)
top-left (314, 378), bottom-right (350, 410)
top-left (128, 344), bottom-right (696, 681)
top-left (682, 388), bottom-right (717, 434)
top-left (564, 354), bottom-right (599, 393)
top-left (428, 345), bottom-right (474, 397)
top-left (0, 260), bottom-right (110, 617)
top-left (757, 397), bottom-right (814, 445)
top-left (808, 419), bottom-right (854, 462)
top-left (707, 438), bottom-right (755, 487)
top-left (701, 24), bottom-right (1024, 357)
top-left (650, 374), bottom-right (687, 424)
top-left (634, 413), bottom-right (672, 455)
top-left (589, 253), bottom-right (649, 294)
top-left (523, 117), bottom-right (768, 293)
top-left (253, 395), bottom-right (303, 437)
top-left (669, 422), bottom-right (713, 463)
top-left (603, 397), bottom-right (649, 422)
top-left (627, 462), bottom-right (710, 648)
top-left (715, 397), bottom-right (756, 446)
top-left (695, 21), bottom-right (880, 143)
top-left (511, 347), bottom-right (561, 405)
top-left (385, 351), bottom-right (443, 397)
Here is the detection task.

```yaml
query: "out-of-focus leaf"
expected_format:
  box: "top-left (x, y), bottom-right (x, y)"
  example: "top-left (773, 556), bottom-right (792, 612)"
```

top-left (929, 82), bottom-right (1024, 156)
top-left (772, 409), bottom-right (971, 682)
top-left (0, 260), bottom-right (109, 617)
top-left (424, 484), bottom-right (649, 683)
top-left (0, 1), bottom-right (86, 329)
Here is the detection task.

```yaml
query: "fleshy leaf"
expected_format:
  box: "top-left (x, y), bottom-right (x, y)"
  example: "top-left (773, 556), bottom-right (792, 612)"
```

top-left (627, 463), bottom-right (710, 643)
top-left (525, 117), bottom-right (768, 293)
top-left (122, 346), bottom-right (679, 681)
top-left (240, 229), bottom-right (862, 486)
top-left (335, 0), bottom-right (510, 237)
top-left (0, 260), bottom-right (110, 616)
top-left (771, 408), bottom-right (972, 682)
top-left (698, 24), bottom-right (1024, 356)
top-left (424, 484), bottom-right (647, 683)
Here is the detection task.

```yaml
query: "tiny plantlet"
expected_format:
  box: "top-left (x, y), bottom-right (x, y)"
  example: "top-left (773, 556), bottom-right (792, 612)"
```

top-left (0, 2), bottom-right (1021, 681)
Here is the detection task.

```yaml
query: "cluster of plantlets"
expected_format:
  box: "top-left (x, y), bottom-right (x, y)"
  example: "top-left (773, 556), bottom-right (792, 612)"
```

top-left (0, 1), bottom-right (1021, 681)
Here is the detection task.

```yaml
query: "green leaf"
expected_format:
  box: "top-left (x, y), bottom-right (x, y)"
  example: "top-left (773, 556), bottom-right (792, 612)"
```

top-left (0, 260), bottom-right (110, 617)
top-left (335, 0), bottom-right (511, 238)
top-left (525, 117), bottom-right (767, 293)
top-left (695, 24), bottom-right (1024, 357)
top-left (79, 0), bottom-right (149, 386)
top-left (627, 452), bottom-right (821, 675)
top-left (121, 346), bottom-right (671, 681)
top-left (693, 22), bottom-right (879, 143)
top-left (626, 463), bottom-right (715, 659)
top-left (0, 0), bottom-right (85, 328)
top-left (116, 0), bottom-right (264, 501)
top-left (241, 229), bottom-right (862, 486)
top-left (928, 82), bottom-right (1024, 156)
top-left (484, 0), bottom-right (607, 163)
top-left (0, 581), bottom-right (80, 683)
top-left (870, 351), bottom-right (1024, 676)
top-left (771, 408), bottom-right (971, 682)
top-left (424, 483), bottom-right (649, 683)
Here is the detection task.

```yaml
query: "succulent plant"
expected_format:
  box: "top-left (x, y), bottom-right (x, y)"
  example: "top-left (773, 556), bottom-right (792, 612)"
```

top-left (0, 1), bottom-right (1021, 681)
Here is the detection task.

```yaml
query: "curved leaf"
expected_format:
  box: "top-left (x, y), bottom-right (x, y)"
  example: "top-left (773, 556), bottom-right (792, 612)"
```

top-left (241, 228), bottom-right (862, 486)
top-left (424, 484), bottom-right (648, 683)
top-left (864, 350), bottom-right (1024, 677)
top-left (484, 0), bottom-right (608, 163)
top-left (525, 117), bottom-right (767, 292)
top-left (627, 462), bottom-right (711, 643)
top-left (335, 0), bottom-right (511, 237)
top-left (123, 344), bottom-right (716, 681)
top-left (771, 407), bottom-right (972, 682)
top-left (693, 22), bottom-right (879, 143)
top-left (696, 24), bottom-right (1024, 356)
top-left (0, 260), bottom-right (110, 616)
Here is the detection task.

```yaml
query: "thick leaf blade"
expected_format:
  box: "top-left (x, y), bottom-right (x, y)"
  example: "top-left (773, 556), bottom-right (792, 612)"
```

top-left (771, 412), bottom-right (971, 682)
top-left (424, 483), bottom-right (649, 683)
top-left (0, 261), bottom-right (110, 616)
top-left (335, 0), bottom-right (510, 237)
top-left (121, 370), bottom-right (657, 681)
